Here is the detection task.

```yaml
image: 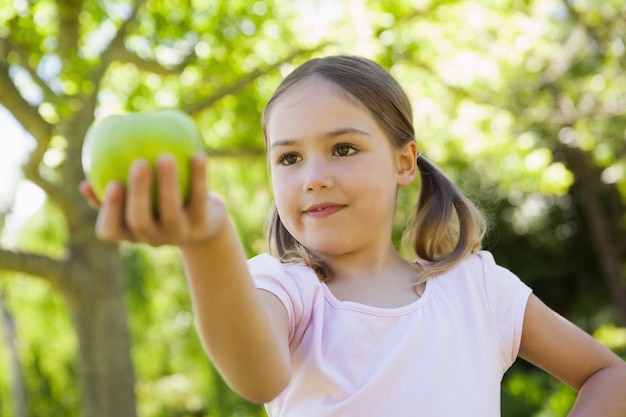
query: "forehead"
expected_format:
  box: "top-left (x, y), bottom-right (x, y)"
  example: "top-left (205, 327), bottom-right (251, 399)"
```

top-left (273, 77), bottom-right (346, 106)
top-left (266, 78), bottom-right (378, 143)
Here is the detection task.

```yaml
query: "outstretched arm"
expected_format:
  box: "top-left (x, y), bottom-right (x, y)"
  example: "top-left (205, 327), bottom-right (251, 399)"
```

top-left (180, 216), bottom-right (291, 403)
top-left (81, 153), bottom-right (291, 403)
top-left (519, 294), bottom-right (626, 416)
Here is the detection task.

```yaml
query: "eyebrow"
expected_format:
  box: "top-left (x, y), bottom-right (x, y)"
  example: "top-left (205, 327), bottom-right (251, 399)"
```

top-left (270, 127), bottom-right (372, 149)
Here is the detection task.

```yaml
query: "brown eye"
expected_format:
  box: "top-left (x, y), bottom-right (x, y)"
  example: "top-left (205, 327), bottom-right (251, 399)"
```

top-left (333, 144), bottom-right (357, 157)
top-left (279, 153), bottom-right (301, 165)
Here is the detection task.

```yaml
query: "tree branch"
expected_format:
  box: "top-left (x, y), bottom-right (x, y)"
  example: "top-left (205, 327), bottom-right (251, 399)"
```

top-left (183, 43), bottom-right (331, 116)
top-left (111, 46), bottom-right (191, 75)
top-left (0, 248), bottom-right (67, 288)
top-left (373, 0), bottom-right (463, 37)
top-left (0, 59), bottom-right (53, 145)
top-left (561, 0), bottom-right (611, 54)
top-left (21, 150), bottom-right (70, 202)
top-left (55, 0), bottom-right (84, 61)
top-left (0, 44), bottom-right (68, 207)
top-left (89, 0), bottom-right (149, 91)
top-left (407, 49), bottom-right (626, 126)
top-left (206, 148), bottom-right (265, 158)
top-left (538, 25), bottom-right (587, 86)
top-left (525, 96), bottom-right (626, 125)
top-left (0, 37), bottom-right (58, 100)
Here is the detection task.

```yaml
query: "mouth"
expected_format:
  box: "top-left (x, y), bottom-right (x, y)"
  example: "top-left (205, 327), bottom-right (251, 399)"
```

top-left (303, 203), bottom-right (346, 218)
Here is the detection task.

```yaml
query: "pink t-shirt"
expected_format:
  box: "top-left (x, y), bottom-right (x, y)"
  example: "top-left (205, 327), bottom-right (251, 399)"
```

top-left (249, 251), bottom-right (532, 417)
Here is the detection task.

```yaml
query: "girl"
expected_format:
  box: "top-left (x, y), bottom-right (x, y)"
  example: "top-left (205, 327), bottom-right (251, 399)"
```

top-left (81, 55), bottom-right (626, 416)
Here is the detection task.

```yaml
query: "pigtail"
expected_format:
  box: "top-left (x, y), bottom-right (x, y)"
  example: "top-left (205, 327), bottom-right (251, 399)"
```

top-left (406, 156), bottom-right (487, 281)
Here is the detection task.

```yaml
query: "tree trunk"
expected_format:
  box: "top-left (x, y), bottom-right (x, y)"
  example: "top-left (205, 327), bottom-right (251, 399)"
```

top-left (66, 243), bottom-right (137, 417)
top-left (0, 289), bottom-right (29, 417)
top-left (565, 146), bottom-right (626, 325)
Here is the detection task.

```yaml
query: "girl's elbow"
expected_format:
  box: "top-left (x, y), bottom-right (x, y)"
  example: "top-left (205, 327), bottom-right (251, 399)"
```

top-left (577, 358), bottom-right (626, 393)
top-left (232, 369), bottom-right (292, 404)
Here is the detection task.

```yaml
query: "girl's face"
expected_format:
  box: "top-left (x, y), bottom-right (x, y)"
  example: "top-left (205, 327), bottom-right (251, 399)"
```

top-left (266, 77), bottom-right (416, 259)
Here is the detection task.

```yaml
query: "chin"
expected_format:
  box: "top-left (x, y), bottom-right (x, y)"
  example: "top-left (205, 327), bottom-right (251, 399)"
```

top-left (304, 243), bottom-right (355, 259)
top-left (294, 233), bottom-right (356, 257)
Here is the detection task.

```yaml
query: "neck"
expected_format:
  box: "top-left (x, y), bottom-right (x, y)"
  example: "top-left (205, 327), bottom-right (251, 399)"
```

top-left (317, 245), bottom-right (423, 308)
top-left (318, 244), bottom-right (412, 282)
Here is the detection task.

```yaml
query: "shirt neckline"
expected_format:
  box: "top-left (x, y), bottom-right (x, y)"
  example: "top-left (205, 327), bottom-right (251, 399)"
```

top-left (320, 277), bottom-right (434, 316)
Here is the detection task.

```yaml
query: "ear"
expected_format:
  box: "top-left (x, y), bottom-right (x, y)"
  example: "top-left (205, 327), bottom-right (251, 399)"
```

top-left (396, 141), bottom-right (418, 187)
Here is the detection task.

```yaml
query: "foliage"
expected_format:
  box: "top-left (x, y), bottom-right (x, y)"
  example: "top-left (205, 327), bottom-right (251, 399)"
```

top-left (373, 0), bottom-right (626, 323)
top-left (1, 0), bottom-right (304, 414)
top-left (0, 0), bottom-right (625, 416)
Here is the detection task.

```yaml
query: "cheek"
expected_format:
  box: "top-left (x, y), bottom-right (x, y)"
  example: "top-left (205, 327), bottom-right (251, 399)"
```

top-left (271, 175), bottom-right (300, 238)
top-left (271, 172), bottom-right (293, 212)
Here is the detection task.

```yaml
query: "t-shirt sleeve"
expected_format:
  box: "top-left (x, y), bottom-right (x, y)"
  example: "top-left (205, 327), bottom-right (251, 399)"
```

top-left (247, 254), bottom-right (311, 345)
top-left (477, 251), bottom-right (532, 371)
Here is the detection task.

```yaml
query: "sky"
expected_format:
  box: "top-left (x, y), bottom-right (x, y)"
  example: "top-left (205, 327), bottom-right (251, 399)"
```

top-left (0, 106), bottom-right (44, 247)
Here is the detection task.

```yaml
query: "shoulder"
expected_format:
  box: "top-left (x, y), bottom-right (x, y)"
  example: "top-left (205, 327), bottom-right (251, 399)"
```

top-left (453, 250), bottom-right (500, 272)
top-left (433, 252), bottom-right (531, 326)
top-left (456, 251), bottom-right (531, 368)
top-left (435, 251), bottom-right (532, 309)
top-left (431, 250), bottom-right (509, 285)
top-left (247, 254), bottom-right (321, 306)
top-left (247, 253), bottom-right (322, 345)
top-left (437, 251), bottom-right (525, 286)
top-left (248, 253), bottom-right (318, 292)
top-left (247, 252), bottom-right (288, 275)
top-left (247, 253), bottom-right (319, 285)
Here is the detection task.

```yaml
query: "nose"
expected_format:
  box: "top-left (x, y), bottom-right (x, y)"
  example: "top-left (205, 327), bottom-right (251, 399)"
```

top-left (302, 158), bottom-right (333, 191)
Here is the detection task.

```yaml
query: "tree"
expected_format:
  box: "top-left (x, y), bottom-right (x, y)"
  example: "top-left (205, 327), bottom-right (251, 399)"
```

top-left (372, 0), bottom-right (626, 324)
top-left (2, 0), bottom-right (625, 415)
top-left (0, 0), bottom-right (322, 415)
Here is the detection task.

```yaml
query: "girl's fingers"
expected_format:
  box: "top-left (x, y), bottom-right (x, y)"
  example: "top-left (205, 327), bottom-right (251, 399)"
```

top-left (156, 154), bottom-right (184, 236)
top-left (79, 180), bottom-right (102, 209)
top-left (95, 182), bottom-right (131, 242)
top-left (187, 152), bottom-right (209, 221)
top-left (90, 154), bottom-right (216, 246)
top-left (125, 159), bottom-right (158, 242)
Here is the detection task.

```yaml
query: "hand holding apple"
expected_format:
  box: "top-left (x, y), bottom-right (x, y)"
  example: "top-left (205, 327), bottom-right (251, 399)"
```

top-left (82, 109), bottom-right (204, 207)
top-left (80, 109), bottom-right (228, 246)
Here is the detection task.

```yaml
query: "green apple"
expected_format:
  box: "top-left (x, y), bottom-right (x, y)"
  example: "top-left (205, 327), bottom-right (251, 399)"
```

top-left (82, 109), bottom-right (204, 208)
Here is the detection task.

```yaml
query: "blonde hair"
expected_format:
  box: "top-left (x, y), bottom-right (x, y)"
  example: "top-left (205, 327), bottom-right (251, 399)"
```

top-left (262, 55), bottom-right (487, 282)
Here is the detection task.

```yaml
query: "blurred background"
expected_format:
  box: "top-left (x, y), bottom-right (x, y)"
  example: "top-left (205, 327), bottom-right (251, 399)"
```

top-left (1, 0), bottom-right (625, 416)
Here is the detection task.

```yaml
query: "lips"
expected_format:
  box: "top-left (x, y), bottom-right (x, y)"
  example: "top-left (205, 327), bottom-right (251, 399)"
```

top-left (303, 203), bottom-right (346, 218)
